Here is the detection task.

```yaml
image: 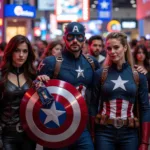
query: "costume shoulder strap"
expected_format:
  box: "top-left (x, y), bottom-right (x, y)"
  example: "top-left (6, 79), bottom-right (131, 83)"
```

top-left (101, 66), bottom-right (109, 85)
top-left (132, 68), bottom-right (140, 132)
top-left (132, 69), bottom-right (139, 87)
top-left (53, 54), bottom-right (63, 79)
top-left (82, 54), bottom-right (95, 71)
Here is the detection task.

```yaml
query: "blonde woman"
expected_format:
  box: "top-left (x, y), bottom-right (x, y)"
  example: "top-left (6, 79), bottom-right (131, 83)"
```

top-left (90, 32), bottom-right (150, 150)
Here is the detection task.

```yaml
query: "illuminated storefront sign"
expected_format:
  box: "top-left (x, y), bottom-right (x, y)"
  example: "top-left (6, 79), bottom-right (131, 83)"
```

top-left (4, 4), bottom-right (36, 18)
top-left (0, 0), bottom-right (4, 42)
top-left (56, 0), bottom-right (89, 22)
top-left (0, 1), bottom-right (3, 26)
top-left (137, 0), bottom-right (150, 19)
top-left (0, 19), bottom-right (3, 26)
top-left (107, 20), bottom-right (121, 32)
top-left (50, 14), bottom-right (57, 33)
top-left (98, 0), bottom-right (112, 21)
top-left (121, 20), bottom-right (137, 29)
top-left (13, 0), bottom-right (29, 5)
top-left (38, 0), bottom-right (54, 11)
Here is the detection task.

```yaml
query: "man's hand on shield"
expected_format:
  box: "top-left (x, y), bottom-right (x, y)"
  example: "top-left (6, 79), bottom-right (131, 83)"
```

top-left (36, 75), bottom-right (50, 82)
top-left (33, 76), bottom-right (54, 107)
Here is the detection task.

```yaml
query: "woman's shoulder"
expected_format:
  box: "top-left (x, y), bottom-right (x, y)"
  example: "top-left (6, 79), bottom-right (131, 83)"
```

top-left (41, 55), bottom-right (56, 67)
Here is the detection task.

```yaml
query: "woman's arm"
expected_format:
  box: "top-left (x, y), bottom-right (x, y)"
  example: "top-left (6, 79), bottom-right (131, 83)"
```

top-left (138, 73), bottom-right (150, 150)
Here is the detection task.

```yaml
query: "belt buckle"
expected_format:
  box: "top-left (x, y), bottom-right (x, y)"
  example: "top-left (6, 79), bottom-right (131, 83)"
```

top-left (16, 123), bottom-right (24, 133)
top-left (113, 118), bottom-right (124, 129)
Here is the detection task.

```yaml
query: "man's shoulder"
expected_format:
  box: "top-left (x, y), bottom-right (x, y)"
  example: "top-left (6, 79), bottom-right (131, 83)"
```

top-left (37, 56), bottom-right (56, 74)
top-left (41, 55), bottom-right (57, 66)
top-left (82, 54), bottom-right (97, 62)
top-left (43, 55), bottom-right (56, 62)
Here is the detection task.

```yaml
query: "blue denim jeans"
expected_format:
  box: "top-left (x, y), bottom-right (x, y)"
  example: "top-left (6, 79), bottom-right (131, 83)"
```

top-left (95, 125), bottom-right (138, 150)
top-left (44, 128), bottom-right (94, 150)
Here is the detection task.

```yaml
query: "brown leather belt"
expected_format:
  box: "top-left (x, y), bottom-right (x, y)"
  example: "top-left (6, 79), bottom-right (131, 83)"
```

top-left (106, 118), bottom-right (128, 129)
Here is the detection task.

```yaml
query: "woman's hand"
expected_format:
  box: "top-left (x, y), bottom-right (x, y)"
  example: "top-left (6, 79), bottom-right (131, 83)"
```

top-left (134, 65), bottom-right (148, 75)
top-left (36, 75), bottom-right (50, 82)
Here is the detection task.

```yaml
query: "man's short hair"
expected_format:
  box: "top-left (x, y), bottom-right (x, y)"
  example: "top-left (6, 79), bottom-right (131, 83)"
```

top-left (88, 35), bottom-right (104, 45)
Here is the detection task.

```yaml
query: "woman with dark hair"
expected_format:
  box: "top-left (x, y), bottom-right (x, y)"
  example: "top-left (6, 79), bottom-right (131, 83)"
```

top-left (41, 40), bottom-right (63, 59)
top-left (133, 45), bottom-right (150, 74)
top-left (0, 35), bottom-right (37, 150)
top-left (133, 44), bottom-right (150, 104)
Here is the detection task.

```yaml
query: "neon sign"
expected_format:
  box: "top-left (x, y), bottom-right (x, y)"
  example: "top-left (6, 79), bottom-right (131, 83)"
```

top-left (4, 4), bottom-right (36, 18)
top-left (55, 0), bottom-right (89, 22)
top-left (107, 20), bottom-right (121, 32)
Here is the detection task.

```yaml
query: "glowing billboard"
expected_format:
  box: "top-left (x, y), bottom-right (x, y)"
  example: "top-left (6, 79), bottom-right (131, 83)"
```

top-left (107, 20), bottom-right (121, 32)
top-left (137, 0), bottom-right (150, 20)
top-left (0, 0), bottom-right (4, 42)
top-left (56, 0), bottom-right (89, 22)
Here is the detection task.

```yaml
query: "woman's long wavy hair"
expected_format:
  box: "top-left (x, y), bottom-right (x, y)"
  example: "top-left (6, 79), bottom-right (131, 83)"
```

top-left (1, 35), bottom-right (36, 84)
top-left (103, 32), bottom-right (134, 68)
top-left (133, 45), bottom-right (150, 71)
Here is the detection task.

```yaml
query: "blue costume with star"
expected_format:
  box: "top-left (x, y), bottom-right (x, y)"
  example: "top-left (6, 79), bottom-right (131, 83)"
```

top-left (37, 49), bottom-right (99, 150)
top-left (38, 50), bottom-right (99, 92)
top-left (90, 62), bottom-right (150, 150)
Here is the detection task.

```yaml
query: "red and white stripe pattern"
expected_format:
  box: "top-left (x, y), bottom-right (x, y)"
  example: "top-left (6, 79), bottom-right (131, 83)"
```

top-left (100, 99), bottom-right (134, 120)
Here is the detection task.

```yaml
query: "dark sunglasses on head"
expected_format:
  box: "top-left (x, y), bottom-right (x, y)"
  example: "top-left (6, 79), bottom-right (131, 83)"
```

top-left (66, 34), bottom-right (85, 42)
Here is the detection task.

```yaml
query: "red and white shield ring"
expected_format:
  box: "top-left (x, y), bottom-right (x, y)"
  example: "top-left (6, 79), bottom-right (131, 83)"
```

top-left (20, 79), bottom-right (88, 148)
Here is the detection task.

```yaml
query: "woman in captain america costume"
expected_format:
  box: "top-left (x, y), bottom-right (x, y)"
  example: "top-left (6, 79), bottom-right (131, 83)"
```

top-left (90, 32), bottom-right (150, 150)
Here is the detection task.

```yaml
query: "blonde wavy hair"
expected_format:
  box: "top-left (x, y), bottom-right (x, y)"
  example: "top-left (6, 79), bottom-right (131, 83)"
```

top-left (103, 32), bottom-right (134, 68)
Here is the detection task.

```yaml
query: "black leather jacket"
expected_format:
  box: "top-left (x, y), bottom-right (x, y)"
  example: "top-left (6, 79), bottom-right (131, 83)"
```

top-left (0, 67), bottom-right (31, 126)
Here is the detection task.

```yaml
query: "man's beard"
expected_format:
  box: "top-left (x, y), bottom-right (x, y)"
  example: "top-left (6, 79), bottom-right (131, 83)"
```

top-left (92, 50), bottom-right (100, 57)
top-left (70, 44), bottom-right (81, 52)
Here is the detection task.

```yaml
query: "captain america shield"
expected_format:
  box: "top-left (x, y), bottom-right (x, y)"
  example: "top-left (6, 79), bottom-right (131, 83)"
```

top-left (20, 79), bottom-right (88, 148)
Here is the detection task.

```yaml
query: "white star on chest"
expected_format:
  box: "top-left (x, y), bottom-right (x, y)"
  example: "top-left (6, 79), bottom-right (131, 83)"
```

top-left (75, 66), bottom-right (84, 78)
top-left (100, 0), bottom-right (109, 9)
top-left (41, 102), bottom-right (66, 126)
top-left (111, 76), bottom-right (128, 91)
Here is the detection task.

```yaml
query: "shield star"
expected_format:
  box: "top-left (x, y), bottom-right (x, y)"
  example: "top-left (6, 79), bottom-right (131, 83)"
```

top-left (41, 102), bottom-right (66, 126)
top-left (111, 76), bottom-right (128, 91)
top-left (100, 0), bottom-right (109, 9)
top-left (37, 61), bottom-right (45, 72)
top-left (75, 66), bottom-right (84, 78)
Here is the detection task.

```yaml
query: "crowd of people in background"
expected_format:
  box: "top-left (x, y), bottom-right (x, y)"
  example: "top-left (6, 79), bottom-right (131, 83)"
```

top-left (0, 22), bottom-right (150, 150)
top-left (1, 34), bottom-right (149, 71)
